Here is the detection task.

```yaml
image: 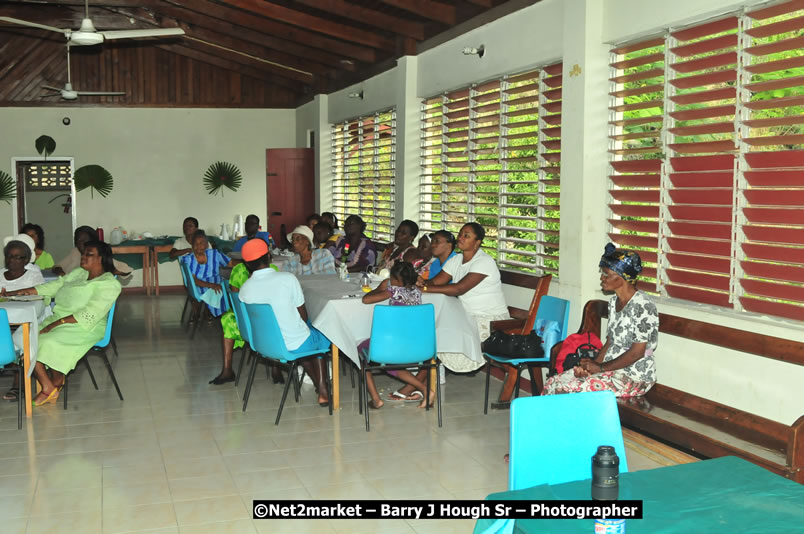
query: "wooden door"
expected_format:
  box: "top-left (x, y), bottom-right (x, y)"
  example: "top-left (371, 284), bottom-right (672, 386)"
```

top-left (266, 148), bottom-right (314, 248)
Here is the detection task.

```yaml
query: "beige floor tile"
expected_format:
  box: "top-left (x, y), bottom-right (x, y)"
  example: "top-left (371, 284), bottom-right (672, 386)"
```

top-left (231, 467), bottom-right (305, 494)
top-left (305, 480), bottom-right (384, 500)
top-left (102, 463), bottom-right (168, 487)
top-left (165, 454), bottom-right (229, 479)
top-left (367, 473), bottom-right (454, 500)
top-left (30, 486), bottom-right (102, 516)
top-left (173, 495), bottom-right (249, 526)
top-left (0, 492), bottom-right (33, 518)
top-left (179, 519), bottom-right (256, 534)
top-left (331, 518), bottom-right (416, 534)
top-left (293, 461), bottom-right (367, 487)
top-left (168, 473), bottom-right (238, 502)
top-left (1, 517), bottom-right (26, 534)
top-left (253, 518), bottom-right (336, 534)
top-left (102, 479), bottom-right (173, 508)
top-left (410, 519), bottom-right (479, 533)
top-left (102, 502), bottom-right (178, 534)
top-left (26, 509), bottom-right (103, 534)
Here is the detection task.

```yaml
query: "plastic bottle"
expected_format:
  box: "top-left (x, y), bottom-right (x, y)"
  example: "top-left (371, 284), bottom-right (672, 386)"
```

top-left (361, 272), bottom-right (371, 292)
top-left (338, 262), bottom-right (348, 281)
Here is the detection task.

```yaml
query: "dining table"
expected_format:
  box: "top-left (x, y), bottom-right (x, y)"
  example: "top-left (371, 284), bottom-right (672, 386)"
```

top-left (473, 456), bottom-right (804, 533)
top-left (1, 298), bottom-right (46, 418)
top-left (299, 274), bottom-right (483, 411)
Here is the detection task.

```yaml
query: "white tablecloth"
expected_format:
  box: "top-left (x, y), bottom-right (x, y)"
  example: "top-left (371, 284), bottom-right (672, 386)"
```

top-left (300, 275), bottom-right (482, 369)
top-left (1, 299), bottom-right (46, 375)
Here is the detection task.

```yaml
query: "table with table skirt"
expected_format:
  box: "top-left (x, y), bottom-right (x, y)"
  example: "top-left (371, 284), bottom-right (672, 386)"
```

top-left (299, 274), bottom-right (484, 410)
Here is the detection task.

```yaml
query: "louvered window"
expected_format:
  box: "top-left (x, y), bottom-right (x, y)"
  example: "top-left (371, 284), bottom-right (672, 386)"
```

top-left (420, 62), bottom-right (563, 275)
top-left (331, 109), bottom-right (396, 242)
top-left (608, 0), bottom-right (804, 321)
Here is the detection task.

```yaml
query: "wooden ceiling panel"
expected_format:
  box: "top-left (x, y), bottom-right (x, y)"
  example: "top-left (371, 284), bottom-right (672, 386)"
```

top-left (0, 0), bottom-right (533, 107)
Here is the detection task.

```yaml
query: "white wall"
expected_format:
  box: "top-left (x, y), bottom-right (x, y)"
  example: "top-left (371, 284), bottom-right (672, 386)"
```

top-left (301, 0), bottom-right (804, 426)
top-left (0, 107), bottom-right (296, 284)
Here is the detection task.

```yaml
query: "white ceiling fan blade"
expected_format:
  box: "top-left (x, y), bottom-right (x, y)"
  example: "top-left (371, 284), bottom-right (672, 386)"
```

top-left (100, 28), bottom-right (185, 40)
top-left (42, 85), bottom-right (64, 92)
top-left (0, 16), bottom-right (69, 35)
top-left (75, 91), bottom-right (126, 96)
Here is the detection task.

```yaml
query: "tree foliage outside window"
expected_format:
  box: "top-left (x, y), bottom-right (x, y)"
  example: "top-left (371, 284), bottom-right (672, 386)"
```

top-left (420, 63), bottom-right (563, 276)
top-left (609, 3), bottom-right (804, 322)
top-left (331, 110), bottom-right (396, 242)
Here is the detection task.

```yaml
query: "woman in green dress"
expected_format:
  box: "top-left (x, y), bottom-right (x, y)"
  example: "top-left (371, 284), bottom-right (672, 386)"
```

top-left (2, 240), bottom-right (121, 406)
top-left (22, 223), bottom-right (55, 270)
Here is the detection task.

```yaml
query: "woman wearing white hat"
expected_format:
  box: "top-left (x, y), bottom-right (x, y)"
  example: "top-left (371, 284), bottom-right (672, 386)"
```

top-left (282, 225), bottom-right (336, 276)
top-left (1, 234), bottom-right (45, 292)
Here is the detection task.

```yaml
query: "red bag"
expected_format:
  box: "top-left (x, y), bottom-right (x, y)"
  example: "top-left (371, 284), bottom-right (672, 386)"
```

top-left (553, 332), bottom-right (603, 374)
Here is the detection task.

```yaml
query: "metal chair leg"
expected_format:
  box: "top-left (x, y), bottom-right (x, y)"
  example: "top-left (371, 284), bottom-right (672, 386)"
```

top-left (109, 335), bottom-right (119, 358)
top-left (84, 357), bottom-right (98, 390)
top-left (513, 366), bottom-right (522, 399)
top-left (325, 356), bottom-right (333, 416)
top-left (275, 362), bottom-right (296, 425)
top-left (189, 315), bottom-right (199, 340)
top-left (362, 364), bottom-right (370, 432)
top-left (292, 365), bottom-right (301, 402)
top-left (100, 351), bottom-right (124, 401)
top-left (425, 362), bottom-right (432, 412)
top-left (349, 361), bottom-right (355, 388)
top-left (357, 359), bottom-right (363, 415)
top-left (436, 361), bottom-right (443, 428)
top-left (17, 369), bottom-right (22, 429)
top-left (484, 359), bottom-right (492, 415)
top-left (242, 352), bottom-right (259, 411)
top-left (235, 346), bottom-right (249, 386)
top-left (180, 295), bottom-right (190, 325)
top-left (63, 372), bottom-right (69, 410)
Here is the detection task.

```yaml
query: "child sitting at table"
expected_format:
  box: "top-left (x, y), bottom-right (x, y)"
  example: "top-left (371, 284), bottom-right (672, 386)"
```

top-left (359, 261), bottom-right (432, 409)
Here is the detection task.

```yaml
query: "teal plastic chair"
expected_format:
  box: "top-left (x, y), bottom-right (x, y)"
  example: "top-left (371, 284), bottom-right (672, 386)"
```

top-left (180, 261), bottom-right (204, 339)
top-left (62, 300), bottom-right (124, 409)
top-left (243, 302), bottom-right (332, 424)
top-left (0, 309), bottom-right (23, 429)
top-left (222, 280), bottom-right (250, 387)
top-left (360, 304), bottom-right (440, 431)
top-left (509, 391), bottom-right (628, 490)
top-left (484, 295), bottom-right (570, 413)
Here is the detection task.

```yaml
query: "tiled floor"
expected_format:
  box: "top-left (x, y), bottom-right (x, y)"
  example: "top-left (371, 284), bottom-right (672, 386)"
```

top-left (0, 295), bottom-right (667, 533)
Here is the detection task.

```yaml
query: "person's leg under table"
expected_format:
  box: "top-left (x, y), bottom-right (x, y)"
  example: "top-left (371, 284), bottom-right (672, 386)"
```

top-left (331, 345), bottom-right (339, 411)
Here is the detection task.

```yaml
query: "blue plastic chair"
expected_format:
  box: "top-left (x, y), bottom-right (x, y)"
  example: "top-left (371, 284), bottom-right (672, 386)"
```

top-left (360, 304), bottom-right (440, 431)
top-left (178, 259), bottom-right (192, 325)
top-left (244, 302), bottom-right (332, 424)
top-left (0, 309), bottom-right (23, 429)
top-left (62, 300), bottom-right (124, 409)
top-left (509, 391), bottom-right (628, 491)
top-left (180, 261), bottom-right (204, 339)
top-left (484, 295), bottom-right (570, 413)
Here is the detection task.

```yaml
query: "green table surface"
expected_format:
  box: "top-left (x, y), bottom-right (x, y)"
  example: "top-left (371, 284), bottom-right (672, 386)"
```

top-left (112, 237), bottom-right (237, 270)
top-left (474, 457), bottom-right (804, 534)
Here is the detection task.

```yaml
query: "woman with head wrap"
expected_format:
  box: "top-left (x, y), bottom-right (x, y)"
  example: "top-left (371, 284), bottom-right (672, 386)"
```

top-left (542, 243), bottom-right (658, 397)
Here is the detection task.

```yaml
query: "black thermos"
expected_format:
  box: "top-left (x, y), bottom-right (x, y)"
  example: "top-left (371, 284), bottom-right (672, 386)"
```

top-left (591, 445), bottom-right (620, 500)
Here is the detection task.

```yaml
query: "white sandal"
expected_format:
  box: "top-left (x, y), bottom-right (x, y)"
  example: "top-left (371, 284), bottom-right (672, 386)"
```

top-left (387, 390), bottom-right (423, 402)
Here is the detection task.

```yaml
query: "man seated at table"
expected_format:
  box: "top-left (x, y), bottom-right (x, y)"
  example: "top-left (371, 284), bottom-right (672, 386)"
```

top-left (169, 217), bottom-right (210, 260)
top-left (53, 226), bottom-right (131, 276)
top-left (233, 214), bottom-right (275, 252)
top-left (238, 238), bottom-right (331, 406)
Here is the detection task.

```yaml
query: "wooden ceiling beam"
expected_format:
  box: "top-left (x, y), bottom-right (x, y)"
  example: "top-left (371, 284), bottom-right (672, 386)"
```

top-left (161, 0), bottom-right (377, 63)
top-left (379, 0), bottom-right (456, 25)
top-left (294, 0), bottom-right (425, 41)
top-left (157, 42), bottom-right (303, 92)
top-left (0, 4), bottom-right (156, 30)
top-left (217, 0), bottom-right (395, 50)
top-left (465, 0), bottom-right (495, 7)
top-left (104, 6), bottom-right (331, 77)
top-left (126, 1), bottom-right (353, 72)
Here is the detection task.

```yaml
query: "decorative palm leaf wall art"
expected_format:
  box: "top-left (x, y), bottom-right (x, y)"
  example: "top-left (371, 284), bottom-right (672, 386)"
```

top-left (74, 164), bottom-right (114, 198)
top-left (203, 161), bottom-right (242, 196)
top-left (35, 135), bottom-right (56, 158)
top-left (0, 170), bottom-right (16, 204)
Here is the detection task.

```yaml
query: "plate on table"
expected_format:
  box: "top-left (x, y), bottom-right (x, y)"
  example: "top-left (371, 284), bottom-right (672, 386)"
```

top-left (7, 295), bottom-right (44, 301)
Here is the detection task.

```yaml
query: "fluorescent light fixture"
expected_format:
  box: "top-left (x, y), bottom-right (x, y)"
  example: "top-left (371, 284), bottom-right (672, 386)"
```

top-left (348, 90), bottom-right (364, 99)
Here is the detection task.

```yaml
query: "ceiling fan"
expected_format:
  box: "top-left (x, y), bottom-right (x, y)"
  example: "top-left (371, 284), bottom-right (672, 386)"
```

top-left (42, 45), bottom-right (125, 101)
top-left (0, 0), bottom-right (184, 46)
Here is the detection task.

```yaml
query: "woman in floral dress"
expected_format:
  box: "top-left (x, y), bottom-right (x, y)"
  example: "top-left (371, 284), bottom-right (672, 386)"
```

top-left (543, 243), bottom-right (658, 397)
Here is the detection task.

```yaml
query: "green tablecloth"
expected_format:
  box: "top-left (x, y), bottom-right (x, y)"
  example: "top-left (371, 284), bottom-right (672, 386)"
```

top-left (112, 237), bottom-right (238, 269)
top-left (474, 457), bottom-right (804, 534)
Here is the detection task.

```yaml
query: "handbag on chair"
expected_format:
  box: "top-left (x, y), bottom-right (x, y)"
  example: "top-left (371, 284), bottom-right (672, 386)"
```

top-left (482, 330), bottom-right (544, 359)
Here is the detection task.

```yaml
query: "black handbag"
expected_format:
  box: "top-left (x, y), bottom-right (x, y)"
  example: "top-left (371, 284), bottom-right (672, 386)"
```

top-left (482, 330), bottom-right (544, 360)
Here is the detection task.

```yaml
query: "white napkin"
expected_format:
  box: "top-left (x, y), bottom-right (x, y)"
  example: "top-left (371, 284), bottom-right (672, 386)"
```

top-left (200, 289), bottom-right (223, 309)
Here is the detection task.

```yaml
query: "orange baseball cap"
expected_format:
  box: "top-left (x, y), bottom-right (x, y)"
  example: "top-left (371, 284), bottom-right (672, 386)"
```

top-left (241, 238), bottom-right (269, 262)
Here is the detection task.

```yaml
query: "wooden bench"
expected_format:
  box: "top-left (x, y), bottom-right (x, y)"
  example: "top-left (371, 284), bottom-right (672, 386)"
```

top-left (575, 299), bottom-right (804, 483)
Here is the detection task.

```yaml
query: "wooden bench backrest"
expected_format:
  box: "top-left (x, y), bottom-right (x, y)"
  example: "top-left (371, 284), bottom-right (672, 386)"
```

top-left (580, 299), bottom-right (804, 367)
